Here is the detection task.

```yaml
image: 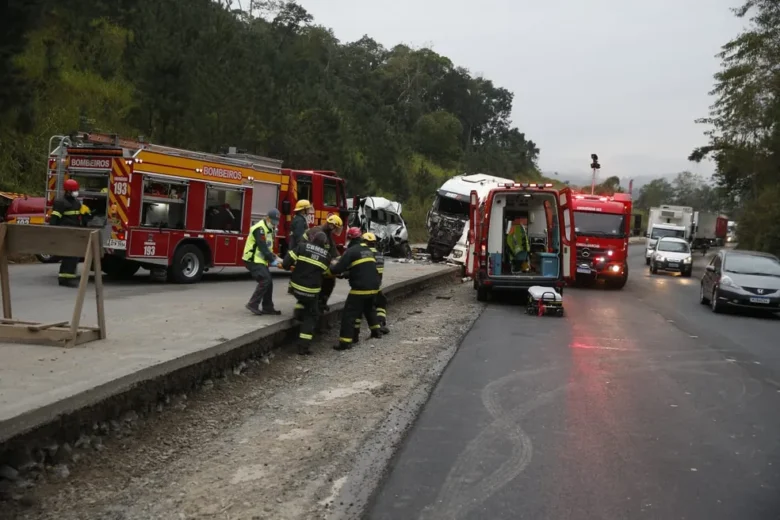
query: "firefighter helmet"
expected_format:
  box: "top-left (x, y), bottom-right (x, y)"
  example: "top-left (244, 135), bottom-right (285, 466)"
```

top-left (294, 199), bottom-right (312, 212)
top-left (362, 232), bottom-right (377, 242)
top-left (64, 179), bottom-right (79, 192)
top-left (347, 227), bottom-right (362, 240)
top-left (326, 214), bottom-right (343, 228)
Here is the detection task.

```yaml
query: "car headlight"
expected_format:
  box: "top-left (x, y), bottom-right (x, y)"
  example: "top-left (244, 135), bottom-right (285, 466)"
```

top-left (720, 276), bottom-right (738, 288)
top-left (683, 256), bottom-right (692, 263)
top-left (655, 255), bottom-right (665, 262)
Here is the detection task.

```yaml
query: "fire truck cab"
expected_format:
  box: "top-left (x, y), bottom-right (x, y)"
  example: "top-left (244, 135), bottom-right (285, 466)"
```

top-left (466, 183), bottom-right (577, 301)
top-left (45, 133), bottom-right (349, 283)
top-left (571, 192), bottom-right (632, 289)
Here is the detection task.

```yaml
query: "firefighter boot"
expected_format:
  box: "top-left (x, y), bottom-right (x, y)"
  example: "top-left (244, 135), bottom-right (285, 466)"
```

top-left (379, 318), bottom-right (390, 335)
top-left (333, 341), bottom-right (352, 351)
top-left (370, 328), bottom-right (382, 339)
top-left (297, 339), bottom-right (312, 356)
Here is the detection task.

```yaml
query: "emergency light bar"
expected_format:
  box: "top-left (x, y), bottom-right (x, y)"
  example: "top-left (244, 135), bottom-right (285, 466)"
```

top-left (501, 182), bottom-right (555, 188)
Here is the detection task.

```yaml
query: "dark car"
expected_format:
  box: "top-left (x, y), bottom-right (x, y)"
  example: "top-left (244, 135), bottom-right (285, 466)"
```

top-left (700, 249), bottom-right (780, 313)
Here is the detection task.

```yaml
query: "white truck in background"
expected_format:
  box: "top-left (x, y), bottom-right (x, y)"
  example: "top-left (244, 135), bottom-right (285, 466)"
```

top-left (691, 211), bottom-right (728, 251)
top-left (426, 173), bottom-right (514, 266)
top-left (645, 205), bottom-right (694, 265)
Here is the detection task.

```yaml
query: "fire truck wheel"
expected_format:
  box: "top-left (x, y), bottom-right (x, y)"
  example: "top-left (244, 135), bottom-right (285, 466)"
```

top-left (169, 244), bottom-right (205, 284)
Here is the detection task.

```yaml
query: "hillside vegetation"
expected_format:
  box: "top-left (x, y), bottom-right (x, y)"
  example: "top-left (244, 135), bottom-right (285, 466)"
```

top-left (1, 0), bottom-right (542, 239)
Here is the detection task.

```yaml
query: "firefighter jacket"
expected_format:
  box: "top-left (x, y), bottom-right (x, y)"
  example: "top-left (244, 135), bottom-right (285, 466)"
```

top-left (369, 246), bottom-right (385, 286)
top-left (301, 225), bottom-right (338, 262)
top-left (282, 241), bottom-right (330, 294)
top-left (329, 241), bottom-right (379, 294)
top-left (289, 213), bottom-right (308, 250)
top-left (243, 220), bottom-right (275, 265)
top-left (50, 195), bottom-right (88, 227)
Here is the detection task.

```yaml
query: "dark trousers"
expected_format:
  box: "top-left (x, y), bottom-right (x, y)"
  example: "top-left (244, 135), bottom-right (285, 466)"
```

top-left (293, 292), bottom-right (319, 342)
top-left (319, 276), bottom-right (335, 307)
top-left (59, 256), bottom-right (79, 285)
top-left (374, 289), bottom-right (387, 325)
top-left (246, 262), bottom-right (274, 310)
top-left (340, 293), bottom-right (379, 344)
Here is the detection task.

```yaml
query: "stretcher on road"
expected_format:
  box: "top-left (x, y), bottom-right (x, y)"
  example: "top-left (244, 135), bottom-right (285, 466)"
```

top-left (526, 285), bottom-right (564, 317)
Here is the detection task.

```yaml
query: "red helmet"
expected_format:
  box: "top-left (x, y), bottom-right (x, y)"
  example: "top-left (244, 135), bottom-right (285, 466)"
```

top-left (347, 227), bottom-right (362, 240)
top-left (63, 179), bottom-right (79, 192)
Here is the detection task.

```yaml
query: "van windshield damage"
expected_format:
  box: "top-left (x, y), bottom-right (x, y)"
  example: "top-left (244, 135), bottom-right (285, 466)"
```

top-left (427, 192), bottom-right (470, 261)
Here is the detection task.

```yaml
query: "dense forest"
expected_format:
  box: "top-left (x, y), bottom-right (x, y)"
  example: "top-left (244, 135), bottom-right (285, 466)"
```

top-left (687, 0), bottom-right (780, 254)
top-left (0, 0), bottom-right (544, 237)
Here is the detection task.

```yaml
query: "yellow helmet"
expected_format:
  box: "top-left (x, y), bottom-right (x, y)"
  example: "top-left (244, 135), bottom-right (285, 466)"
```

top-left (294, 199), bottom-right (311, 212)
top-left (362, 232), bottom-right (377, 242)
top-left (326, 214), bottom-right (343, 227)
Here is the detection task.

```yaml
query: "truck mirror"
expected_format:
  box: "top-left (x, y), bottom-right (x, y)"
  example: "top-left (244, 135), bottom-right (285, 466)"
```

top-left (705, 264), bottom-right (715, 272)
top-left (281, 200), bottom-right (291, 215)
top-left (645, 233), bottom-right (650, 238)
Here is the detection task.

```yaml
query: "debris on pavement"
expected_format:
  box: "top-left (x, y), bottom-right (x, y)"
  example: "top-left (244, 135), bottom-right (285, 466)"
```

top-left (2, 282), bottom-right (482, 520)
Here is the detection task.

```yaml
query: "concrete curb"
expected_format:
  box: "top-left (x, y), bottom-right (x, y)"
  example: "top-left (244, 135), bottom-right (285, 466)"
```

top-left (0, 266), bottom-right (459, 446)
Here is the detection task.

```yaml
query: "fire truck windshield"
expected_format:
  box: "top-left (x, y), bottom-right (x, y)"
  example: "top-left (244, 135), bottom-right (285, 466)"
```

top-left (574, 211), bottom-right (626, 238)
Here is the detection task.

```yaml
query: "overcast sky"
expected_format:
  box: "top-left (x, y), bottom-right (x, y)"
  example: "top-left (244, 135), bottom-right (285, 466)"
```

top-left (294, 0), bottom-right (747, 184)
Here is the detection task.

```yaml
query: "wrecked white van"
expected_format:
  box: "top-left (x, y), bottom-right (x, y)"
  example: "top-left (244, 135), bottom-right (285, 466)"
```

top-left (348, 196), bottom-right (411, 257)
top-left (426, 173), bottom-right (514, 264)
top-left (465, 182), bottom-right (577, 301)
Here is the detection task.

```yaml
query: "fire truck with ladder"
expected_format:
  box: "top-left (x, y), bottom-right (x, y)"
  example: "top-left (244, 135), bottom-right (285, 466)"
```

top-left (44, 132), bottom-right (350, 283)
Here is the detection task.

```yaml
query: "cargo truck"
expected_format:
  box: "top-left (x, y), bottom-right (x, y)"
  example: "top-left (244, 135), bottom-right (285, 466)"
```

top-left (645, 205), bottom-right (694, 265)
top-left (691, 211), bottom-right (728, 251)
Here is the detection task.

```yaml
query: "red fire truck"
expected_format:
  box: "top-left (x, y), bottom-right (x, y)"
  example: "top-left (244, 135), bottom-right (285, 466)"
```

top-left (465, 182), bottom-right (577, 301)
top-left (571, 192), bottom-right (632, 289)
top-left (45, 132), bottom-right (349, 283)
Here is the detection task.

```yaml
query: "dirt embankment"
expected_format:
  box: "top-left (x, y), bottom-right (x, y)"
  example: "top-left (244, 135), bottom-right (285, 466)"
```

top-left (3, 281), bottom-right (482, 520)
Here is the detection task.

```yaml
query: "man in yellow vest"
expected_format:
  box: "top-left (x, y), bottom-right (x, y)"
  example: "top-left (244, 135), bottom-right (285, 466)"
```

top-left (507, 221), bottom-right (531, 273)
top-left (243, 208), bottom-right (283, 315)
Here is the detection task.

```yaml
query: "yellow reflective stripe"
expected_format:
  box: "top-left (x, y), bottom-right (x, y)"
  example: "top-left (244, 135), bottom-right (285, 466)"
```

top-left (339, 337), bottom-right (353, 343)
top-left (370, 324), bottom-right (381, 330)
top-left (349, 257), bottom-right (375, 269)
top-left (289, 251), bottom-right (299, 260)
top-left (376, 309), bottom-right (387, 317)
top-left (299, 333), bottom-right (313, 340)
top-left (377, 268), bottom-right (384, 273)
top-left (298, 256), bottom-right (328, 270)
top-left (349, 289), bottom-right (378, 295)
top-left (51, 211), bottom-right (62, 218)
top-left (290, 281), bottom-right (321, 294)
top-left (63, 210), bottom-right (81, 215)
top-left (58, 273), bottom-right (77, 278)
top-left (294, 303), bottom-right (304, 310)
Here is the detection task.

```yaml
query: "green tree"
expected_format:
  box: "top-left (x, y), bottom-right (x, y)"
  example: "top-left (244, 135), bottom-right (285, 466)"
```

top-left (636, 178), bottom-right (675, 209)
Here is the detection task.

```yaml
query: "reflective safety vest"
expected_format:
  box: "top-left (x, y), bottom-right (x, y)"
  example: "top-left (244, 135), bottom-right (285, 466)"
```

top-left (243, 220), bottom-right (274, 265)
top-left (507, 224), bottom-right (530, 255)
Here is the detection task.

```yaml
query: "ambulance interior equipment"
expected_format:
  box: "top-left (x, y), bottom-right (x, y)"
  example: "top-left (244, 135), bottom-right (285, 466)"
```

top-left (486, 190), bottom-right (561, 279)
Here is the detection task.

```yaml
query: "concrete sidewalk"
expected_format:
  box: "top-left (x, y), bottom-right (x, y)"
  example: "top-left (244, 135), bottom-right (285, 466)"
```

top-left (0, 262), bottom-right (456, 443)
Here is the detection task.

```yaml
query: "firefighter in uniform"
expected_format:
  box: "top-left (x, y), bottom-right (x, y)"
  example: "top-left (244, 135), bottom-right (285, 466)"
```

top-left (50, 179), bottom-right (92, 287)
top-left (282, 231), bottom-right (330, 355)
top-left (286, 199), bottom-right (313, 295)
top-left (289, 199), bottom-right (312, 250)
top-left (329, 231), bottom-right (381, 350)
top-left (300, 214), bottom-right (343, 311)
top-left (362, 233), bottom-right (390, 334)
top-left (243, 209), bottom-right (283, 315)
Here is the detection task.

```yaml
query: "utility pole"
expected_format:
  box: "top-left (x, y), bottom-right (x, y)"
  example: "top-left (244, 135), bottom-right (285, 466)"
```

top-left (590, 153), bottom-right (600, 195)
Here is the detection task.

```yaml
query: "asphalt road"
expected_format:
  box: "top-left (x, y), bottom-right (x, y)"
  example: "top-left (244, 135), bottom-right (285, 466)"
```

top-left (367, 245), bottom-right (780, 520)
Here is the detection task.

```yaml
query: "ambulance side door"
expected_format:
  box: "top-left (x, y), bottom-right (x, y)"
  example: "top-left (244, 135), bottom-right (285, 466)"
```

top-left (466, 190), bottom-right (479, 278)
top-left (556, 187), bottom-right (577, 282)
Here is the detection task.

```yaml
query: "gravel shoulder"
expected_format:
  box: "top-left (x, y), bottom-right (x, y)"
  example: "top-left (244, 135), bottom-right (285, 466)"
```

top-left (5, 280), bottom-right (482, 520)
